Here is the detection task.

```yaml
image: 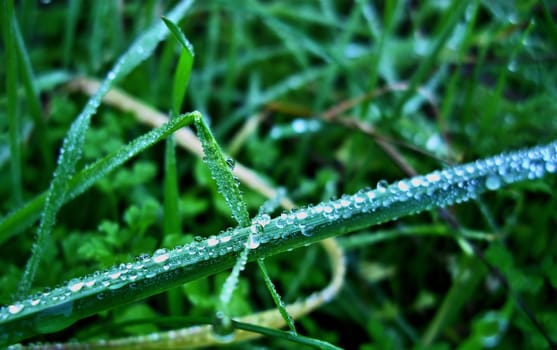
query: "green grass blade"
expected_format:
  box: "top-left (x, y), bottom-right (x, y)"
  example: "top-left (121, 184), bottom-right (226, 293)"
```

top-left (161, 16), bottom-right (195, 236)
top-left (13, 14), bottom-right (53, 171)
top-left (1, 141), bottom-right (555, 346)
top-left (163, 135), bottom-right (181, 236)
top-left (15, 0), bottom-right (195, 297)
top-left (164, 16), bottom-right (195, 115)
top-left (232, 320), bottom-right (341, 350)
top-left (193, 113), bottom-right (250, 227)
top-left (2, 0), bottom-right (23, 205)
top-left (0, 113), bottom-right (196, 246)
top-left (162, 17), bottom-right (196, 316)
top-left (257, 259), bottom-right (297, 334)
top-left (63, 0), bottom-right (81, 68)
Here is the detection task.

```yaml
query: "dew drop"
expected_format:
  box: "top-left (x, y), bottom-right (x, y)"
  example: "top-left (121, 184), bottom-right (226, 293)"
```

top-left (212, 311), bottom-right (235, 343)
top-left (300, 224), bottom-right (313, 237)
top-left (250, 223), bottom-right (263, 234)
top-left (397, 180), bottom-right (410, 192)
top-left (207, 236), bottom-right (219, 247)
top-left (376, 179), bottom-right (389, 192)
top-left (485, 175), bottom-right (501, 190)
top-left (153, 248), bottom-right (170, 264)
top-left (8, 303), bottom-right (24, 315)
top-left (225, 158), bottom-right (236, 170)
top-left (276, 214), bottom-right (287, 229)
top-left (68, 279), bottom-right (84, 293)
top-left (246, 235), bottom-right (260, 249)
top-left (259, 213), bottom-right (271, 226)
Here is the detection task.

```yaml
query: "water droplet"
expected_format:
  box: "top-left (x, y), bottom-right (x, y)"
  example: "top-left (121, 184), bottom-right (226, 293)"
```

top-left (153, 248), bottom-right (170, 264)
top-left (485, 175), bottom-right (501, 190)
top-left (246, 235), bottom-right (260, 249)
top-left (97, 293), bottom-right (105, 300)
top-left (8, 303), bottom-right (24, 314)
top-left (296, 211), bottom-right (308, 220)
top-left (300, 224), bottom-right (313, 237)
top-left (207, 236), bottom-right (219, 247)
top-left (225, 158), bottom-right (235, 170)
top-left (108, 270), bottom-right (122, 280)
top-left (276, 213), bottom-right (287, 229)
top-left (250, 223), bottom-right (263, 234)
top-left (397, 180), bottom-right (410, 192)
top-left (68, 279), bottom-right (84, 292)
top-left (212, 311), bottom-right (235, 343)
top-left (376, 180), bottom-right (389, 192)
top-left (259, 214), bottom-right (271, 226)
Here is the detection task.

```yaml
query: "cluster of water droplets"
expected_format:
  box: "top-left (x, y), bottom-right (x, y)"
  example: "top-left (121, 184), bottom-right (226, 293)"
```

top-left (0, 230), bottom-right (246, 323)
top-left (265, 141), bottom-right (557, 243)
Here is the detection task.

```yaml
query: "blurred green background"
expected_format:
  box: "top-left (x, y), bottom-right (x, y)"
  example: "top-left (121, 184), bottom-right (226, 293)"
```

top-left (1, 0), bottom-right (557, 348)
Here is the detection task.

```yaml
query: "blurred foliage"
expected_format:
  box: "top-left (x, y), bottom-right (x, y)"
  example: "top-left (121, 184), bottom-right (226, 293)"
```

top-left (1, 0), bottom-right (557, 348)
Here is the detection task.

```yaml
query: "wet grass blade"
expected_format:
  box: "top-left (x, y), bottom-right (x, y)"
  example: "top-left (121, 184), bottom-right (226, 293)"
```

top-left (257, 259), bottom-right (297, 334)
top-left (1, 140), bottom-right (554, 346)
top-left (194, 114), bottom-right (250, 227)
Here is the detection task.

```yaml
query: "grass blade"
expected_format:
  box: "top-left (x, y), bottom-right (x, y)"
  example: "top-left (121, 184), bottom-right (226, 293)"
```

top-left (162, 16), bottom-right (196, 315)
top-left (232, 320), bottom-right (341, 350)
top-left (12, 14), bottom-right (52, 171)
top-left (257, 259), bottom-right (297, 334)
top-left (1, 140), bottom-right (555, 346)
top-left (194, 114), bottom-right (250, 227)
top-left (2, 0), bottom-right (23, 205)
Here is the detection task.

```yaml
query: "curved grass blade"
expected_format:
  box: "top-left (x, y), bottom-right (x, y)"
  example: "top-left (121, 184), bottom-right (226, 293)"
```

top-left (1, 140), bottom-right (555, 346)
top-left (15, 0), bottom-right (195, 297)
top-left (0, 113), bottom-right (196, 246)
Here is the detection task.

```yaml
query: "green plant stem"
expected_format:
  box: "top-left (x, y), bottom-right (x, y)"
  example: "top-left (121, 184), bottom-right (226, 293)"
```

top-left (1, 140), bottom-right (555, 346)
